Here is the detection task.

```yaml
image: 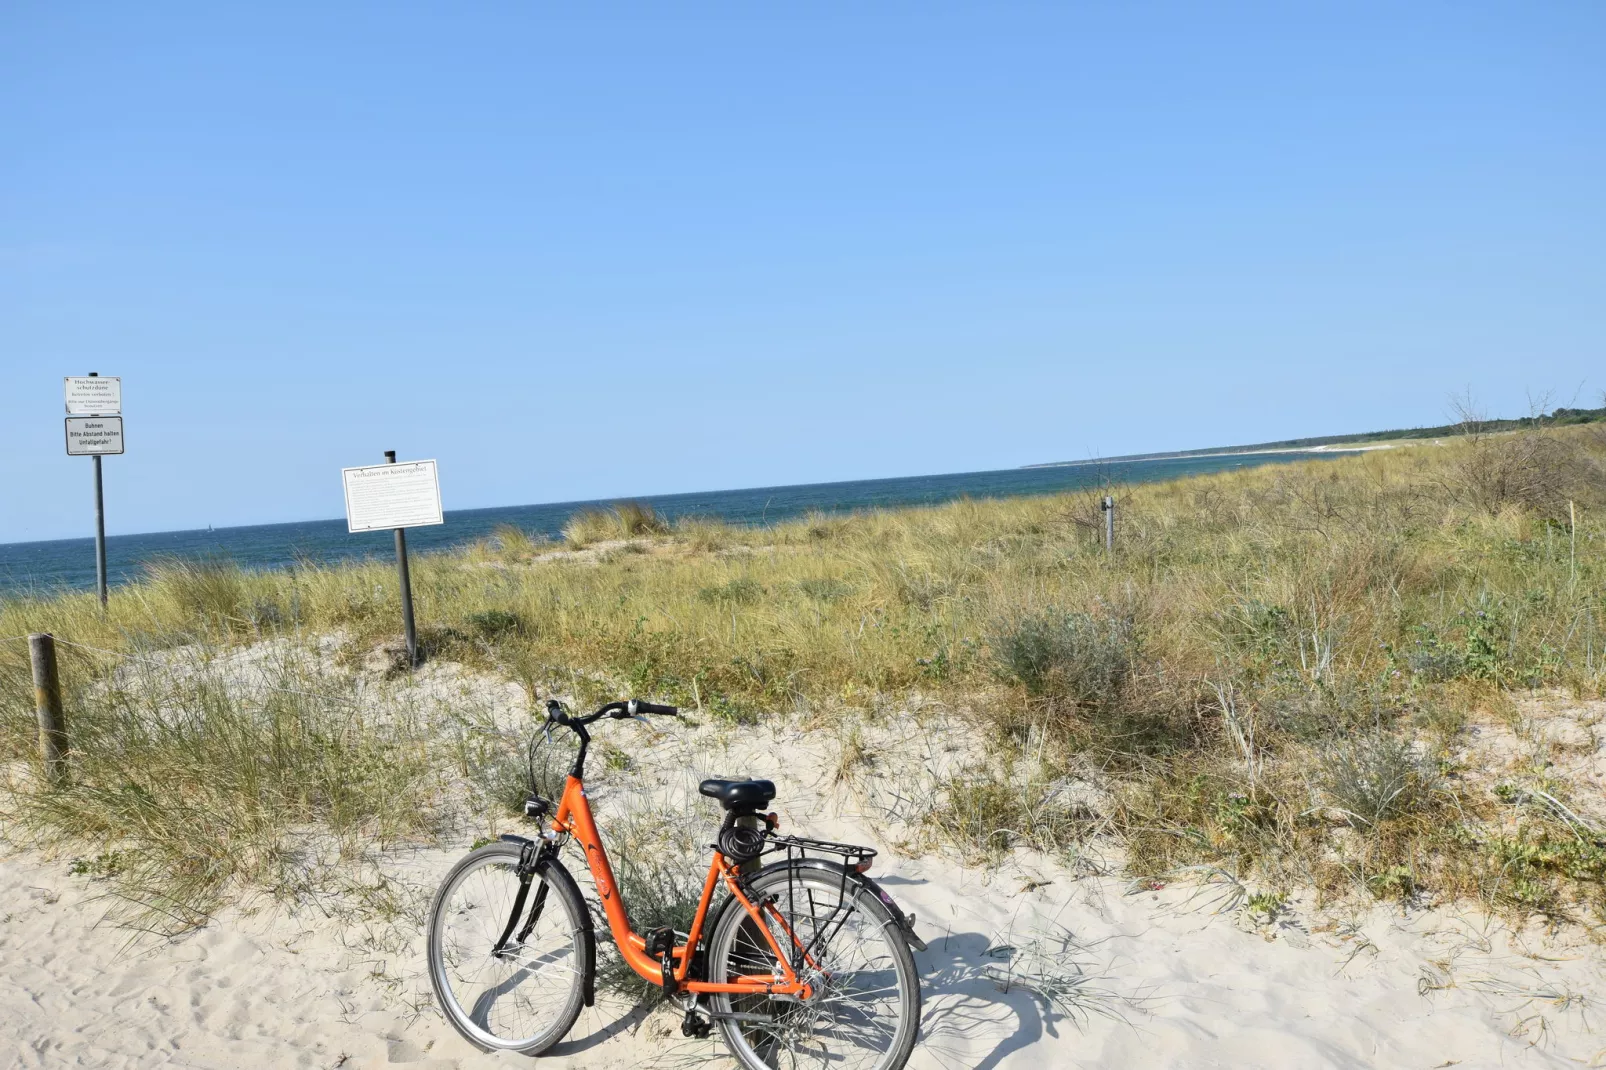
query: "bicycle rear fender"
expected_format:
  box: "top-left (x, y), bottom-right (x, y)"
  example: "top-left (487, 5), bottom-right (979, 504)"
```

top-left (718, 857), bottom-right (928, 954)
top-left (499, 834), bottom-right (597, 1007)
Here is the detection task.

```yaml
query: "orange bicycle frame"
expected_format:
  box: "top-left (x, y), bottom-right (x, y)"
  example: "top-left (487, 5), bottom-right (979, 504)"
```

top-left (550, 774), bottom-right (818, 998)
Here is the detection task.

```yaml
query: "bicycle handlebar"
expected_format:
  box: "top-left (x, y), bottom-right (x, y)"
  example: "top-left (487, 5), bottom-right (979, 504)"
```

top-left (544, 697), bottom-right (679, 728)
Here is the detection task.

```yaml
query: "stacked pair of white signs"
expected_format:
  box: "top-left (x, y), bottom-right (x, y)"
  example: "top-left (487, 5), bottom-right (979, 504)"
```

top-left (64, 377), bottom-right (124, 454)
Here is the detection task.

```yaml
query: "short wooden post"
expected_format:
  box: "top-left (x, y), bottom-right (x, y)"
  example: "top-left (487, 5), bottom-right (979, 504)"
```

top-left (1101, 495), bottom-right (1115, 553)
top-left (29, 633), bottom-right (68, 784)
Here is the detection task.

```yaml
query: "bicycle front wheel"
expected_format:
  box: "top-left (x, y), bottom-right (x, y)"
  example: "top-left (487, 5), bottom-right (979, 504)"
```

top-left (426, 842), bottom-right (588, 1054)
top-left (707, 862), bottom-right (921, 1070)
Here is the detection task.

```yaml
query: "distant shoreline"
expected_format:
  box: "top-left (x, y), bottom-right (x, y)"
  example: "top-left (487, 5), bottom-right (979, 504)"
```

top-left (1023, 441), bottom-right (1401, 469)
top-left (1025, 404), bottom-right (1606, 469)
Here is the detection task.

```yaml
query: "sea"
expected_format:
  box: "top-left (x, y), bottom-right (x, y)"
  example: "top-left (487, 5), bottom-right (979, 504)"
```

top-left (0, 450), bottom-right (1343, 598)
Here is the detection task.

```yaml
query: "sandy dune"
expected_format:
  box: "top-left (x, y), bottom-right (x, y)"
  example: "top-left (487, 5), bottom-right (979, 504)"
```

top-left (4, 704), bottom-right (1603, 1069)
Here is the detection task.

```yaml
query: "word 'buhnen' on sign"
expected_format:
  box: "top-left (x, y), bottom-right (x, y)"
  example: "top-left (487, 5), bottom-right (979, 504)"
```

top-left (65, 416), bottom-right (125, 456)
top-left (342, 459), bottom-right (443, 533)
top-left (64, 376), bottom-right (122, 415)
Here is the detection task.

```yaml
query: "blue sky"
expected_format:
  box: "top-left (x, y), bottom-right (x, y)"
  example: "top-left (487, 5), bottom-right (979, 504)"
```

top-left (2, 3), bottom-right (1602, 543)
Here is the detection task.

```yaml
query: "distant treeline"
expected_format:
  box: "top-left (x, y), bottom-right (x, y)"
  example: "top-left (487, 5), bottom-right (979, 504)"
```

top-left (1031, 405), bottom-right (1606, 467)
top-left (1226, 405), bottom-right (1606, 450)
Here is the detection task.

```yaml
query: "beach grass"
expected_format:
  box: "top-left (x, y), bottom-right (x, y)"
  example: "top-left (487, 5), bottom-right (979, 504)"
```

top-left (3, 422), bottom-right (1606, 928)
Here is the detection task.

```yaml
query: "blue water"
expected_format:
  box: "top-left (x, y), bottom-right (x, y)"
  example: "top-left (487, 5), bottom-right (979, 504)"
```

top-left (0, 451), bottom-right (1343, 597)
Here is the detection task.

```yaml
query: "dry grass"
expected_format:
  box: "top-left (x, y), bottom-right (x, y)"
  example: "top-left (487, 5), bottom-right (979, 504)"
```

top-left (4, 425), bottom-right (1606, 926)
top-left (563, 500), bottom-right (670, 548)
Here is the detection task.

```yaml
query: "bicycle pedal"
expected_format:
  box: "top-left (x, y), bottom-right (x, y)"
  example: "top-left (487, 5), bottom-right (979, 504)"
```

top-left (680, 1008), bottom-right (711, 1039)
top-left (644, 926), bottom-right (675, 958)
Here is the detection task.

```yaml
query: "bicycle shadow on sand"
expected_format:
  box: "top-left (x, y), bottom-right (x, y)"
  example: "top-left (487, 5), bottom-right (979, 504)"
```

top-left (914, 929), bottom-right (1142, 1070)
top-left (544, 996), bottom-right (659, 1059)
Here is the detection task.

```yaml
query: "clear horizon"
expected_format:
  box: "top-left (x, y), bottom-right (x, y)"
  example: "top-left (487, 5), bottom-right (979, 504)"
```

top-left (4, 4), bottom-right (1602, 543)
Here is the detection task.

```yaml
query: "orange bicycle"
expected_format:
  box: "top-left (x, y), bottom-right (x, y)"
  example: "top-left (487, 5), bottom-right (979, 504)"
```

top-left (427, 697), bottom-right (925, 1068)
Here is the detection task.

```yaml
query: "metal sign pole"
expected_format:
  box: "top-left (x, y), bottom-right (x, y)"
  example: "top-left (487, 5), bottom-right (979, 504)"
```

top-left (385, 450), bottom-right (419, 667)
top-left (92, 454), bottom-right (107, 607)
top-left (88, 372), bottom-right (108, 608)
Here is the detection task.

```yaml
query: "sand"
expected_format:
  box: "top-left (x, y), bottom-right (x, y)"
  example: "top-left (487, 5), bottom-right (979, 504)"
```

top-left (4, 681), bottom-right (1604, 1069)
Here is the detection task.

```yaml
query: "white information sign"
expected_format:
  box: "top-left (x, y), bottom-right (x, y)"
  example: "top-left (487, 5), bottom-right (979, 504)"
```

top-left (65, 416), bottom-right (125, 455)
top-left (342, 460), bottom-right (444, 533)
top-left (65, 377), bottom-right (122, 415)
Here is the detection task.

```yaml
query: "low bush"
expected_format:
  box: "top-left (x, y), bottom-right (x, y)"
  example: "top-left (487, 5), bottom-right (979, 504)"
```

top-left (466, 608), bottom-right (523, 640)
top-left (988, 609), bottom-right (1135, 708)
top-left (697, 578), bottom-right (764, 605)
top-left (1317, 733), bottom-right (1438, 828)
top-left (929, 765), bottom-right (1099, 856)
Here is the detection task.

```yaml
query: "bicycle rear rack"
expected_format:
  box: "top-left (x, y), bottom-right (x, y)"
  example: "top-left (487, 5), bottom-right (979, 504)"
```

top-left (760, 833), bottom-right (877, 871)
top-left (747, 834), bottom-right (882, 973)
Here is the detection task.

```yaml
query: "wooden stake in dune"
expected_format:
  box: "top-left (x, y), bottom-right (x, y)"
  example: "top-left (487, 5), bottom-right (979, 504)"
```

top-left (1101, 495), bottom-right (1115, 552)
top-left (64, 372), bottom-right (123, 608)
top-left (29, 633), bottom-right (68, 785)
top-left (341, 453), bottom-right (443, 668)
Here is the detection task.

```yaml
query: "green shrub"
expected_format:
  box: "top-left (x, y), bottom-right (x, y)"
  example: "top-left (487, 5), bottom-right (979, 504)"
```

top-left (698, 578), bottom-right (764, 605)
top-left (1405, 625), bottom-right (1464, 682)
top-left (929, 767), bottom-right (1097, 855)
top-left (1318, 733), bottom-right (1438, 827)
top-left (797, 577), bottom-right (851, 602)
top-left (466, 609), bottom-right (523, 640)
top-left (988, 609), bottom-right (1134, 707)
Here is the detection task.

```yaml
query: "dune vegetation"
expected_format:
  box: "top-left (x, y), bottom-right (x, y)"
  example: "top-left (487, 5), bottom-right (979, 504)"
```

top-left (3, 422), bottom-right (1606, 933)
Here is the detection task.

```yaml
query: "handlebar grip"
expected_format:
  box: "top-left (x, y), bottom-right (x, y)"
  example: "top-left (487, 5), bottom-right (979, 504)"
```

top-left (631, 699), bottom-right (679, 716)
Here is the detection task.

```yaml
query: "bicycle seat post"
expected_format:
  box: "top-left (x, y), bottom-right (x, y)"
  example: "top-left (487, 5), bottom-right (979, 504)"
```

top-left (733, 812), bottom-right (763, 875)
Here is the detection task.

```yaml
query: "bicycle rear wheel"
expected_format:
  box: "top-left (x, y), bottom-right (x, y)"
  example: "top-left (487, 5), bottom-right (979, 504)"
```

top-left (706, 862), bottom-right (921, 1070)
top-left (427, 842), bottom-right (588, 1053)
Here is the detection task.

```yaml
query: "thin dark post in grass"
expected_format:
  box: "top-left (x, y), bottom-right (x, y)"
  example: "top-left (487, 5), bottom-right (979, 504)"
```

top-left (385, 449), bottom-right (420, 668)
top-left (28, 632), bottom-right (68, 784)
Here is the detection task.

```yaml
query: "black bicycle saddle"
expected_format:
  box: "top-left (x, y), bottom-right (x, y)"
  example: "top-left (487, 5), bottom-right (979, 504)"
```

top-left (699, 778), bottom-right (777, 811)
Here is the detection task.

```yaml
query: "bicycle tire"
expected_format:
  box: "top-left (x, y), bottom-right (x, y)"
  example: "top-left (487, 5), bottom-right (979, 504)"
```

top-left (706, 861), bottom-right (922, 1070)
top-left (426, 842), bottom-right (589, 1054)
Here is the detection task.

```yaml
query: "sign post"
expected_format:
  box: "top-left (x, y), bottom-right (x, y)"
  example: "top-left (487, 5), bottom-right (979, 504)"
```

top-left (1100, 495), bottom-right (1115, 553)
top-left (64, 373), bottom-right (123, 608)
top-left (341, 454), bottom-right (443, 668)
